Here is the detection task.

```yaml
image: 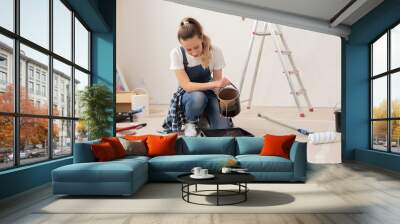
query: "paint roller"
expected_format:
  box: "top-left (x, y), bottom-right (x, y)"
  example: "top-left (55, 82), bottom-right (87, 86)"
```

top-left (257, 113), bottom-right (336, 144)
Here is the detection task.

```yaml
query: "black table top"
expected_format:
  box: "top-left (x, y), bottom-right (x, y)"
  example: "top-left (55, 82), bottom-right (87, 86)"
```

top-left (177, 172), bottom-right (255, 185)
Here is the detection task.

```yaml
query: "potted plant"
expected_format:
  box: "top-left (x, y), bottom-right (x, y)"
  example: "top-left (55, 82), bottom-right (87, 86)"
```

top-left (79, 84), bottom-right (113, 140)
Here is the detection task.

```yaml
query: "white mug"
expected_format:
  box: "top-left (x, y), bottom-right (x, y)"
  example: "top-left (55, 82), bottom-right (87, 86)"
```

top-left (191, 167), bottom-right (202, 176)
top-left (221, 167), bottom-right (232, 174)
top-left (200, 169), bottom-right (208, 176)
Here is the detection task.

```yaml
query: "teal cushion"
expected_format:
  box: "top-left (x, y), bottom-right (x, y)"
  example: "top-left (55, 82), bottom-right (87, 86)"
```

top-left (236, 155), bottom-right (293, 172)
top-left (73, 139), bottom-right (101, 163)
top-left (116, 155), bottom-right (150, 163)
top-left (149, 154), bottom-right (235, 172)
top-left (177, 137), bottom-right (236, 155)
top-left (52, 159), bottom-right (147, 183)
top-left (236, 137), bottom-right (264, 155)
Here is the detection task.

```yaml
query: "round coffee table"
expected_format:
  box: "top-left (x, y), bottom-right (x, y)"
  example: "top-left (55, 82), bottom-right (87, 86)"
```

top-left (177, 172), bottom-right (255, 206)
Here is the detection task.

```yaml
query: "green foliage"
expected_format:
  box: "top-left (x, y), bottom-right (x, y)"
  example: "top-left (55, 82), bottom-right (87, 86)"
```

top-left (79, 84), bottom-right (113, 140)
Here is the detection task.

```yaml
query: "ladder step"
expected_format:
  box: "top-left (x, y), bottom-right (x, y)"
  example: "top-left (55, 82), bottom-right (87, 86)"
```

top-left (253, 31), bottom-right (271, 36)
top-left (275, 50), bottom-right (291, 55)
top-left (290, 89), bottom-right (306, 95)
top-left (283, 70), bottom-right (299, 75)
top-left (253, 31), bottom-right (282, 36)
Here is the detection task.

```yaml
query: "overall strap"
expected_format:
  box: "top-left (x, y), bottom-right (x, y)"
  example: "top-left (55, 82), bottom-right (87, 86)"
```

top-left (180, 47), bottom-right (188, 70)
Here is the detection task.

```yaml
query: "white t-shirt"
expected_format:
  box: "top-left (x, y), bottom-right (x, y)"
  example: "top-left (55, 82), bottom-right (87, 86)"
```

top-left (169, 45), bottom-right (226, 71)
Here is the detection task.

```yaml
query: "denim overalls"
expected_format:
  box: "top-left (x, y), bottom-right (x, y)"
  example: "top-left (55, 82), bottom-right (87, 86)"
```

top-left (180, 47), bottom-right (230, 129)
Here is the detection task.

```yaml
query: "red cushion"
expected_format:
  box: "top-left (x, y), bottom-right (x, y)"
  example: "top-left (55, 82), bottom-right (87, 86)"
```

top-left (259, 134), bottom-right (296, 159)
top-left (101, 137), bottom-right (127, 158)
top-left (146, 133), bottom-right (178, 157)
top-left (91, 142), bottom-right (118, 162)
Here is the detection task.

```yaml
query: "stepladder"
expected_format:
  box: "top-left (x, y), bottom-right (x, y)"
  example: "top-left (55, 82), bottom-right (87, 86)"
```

top-left (239, 20), bottom-right (314, 117)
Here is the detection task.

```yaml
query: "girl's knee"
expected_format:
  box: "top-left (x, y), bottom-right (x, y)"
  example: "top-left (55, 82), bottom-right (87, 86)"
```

top-left (188, 91), bottom-right (208, 109)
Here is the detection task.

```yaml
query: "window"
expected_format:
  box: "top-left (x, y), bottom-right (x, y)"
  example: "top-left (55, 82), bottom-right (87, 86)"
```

top-left (0, 54), bottom-right (7, 87)
top-left (28, 81), bottom-right (34, 94)
top-left (41, 73), bottom-right (46, 83)
top-left (53, 119), bottom-right (72, 158)
top-left (53, 59), bottom-right (72, 117)
top-left (24, 53), bottom-right (49, 108)
top-left (0, 1), bottom-right (91, 170)
top-left (370, 23), bottom-right (400, 154)
top-left (28, 67), bottom-right (34, 80)
top-left (0, 54), bottom-right (8, 89)
top-left (20, 0), bottom-right (49, 49)
top-left (391, 24), bottom-right (400, 70)
top-left (74, 69), bottom-right (89, 118)
top-left (35, 70), bottom-right (40, 81)
top-left (0, 34), bottom-right (14, 113)
top-left (53, 0), bottom-right (72, 60)
top-left (0, 72), bottom-right (6, 85)
top-left (0, 116), bottom-right (13, 170)
top-left (0, 0), bottom-right (14, 32)
top-left (42, 85), bottom-right (46, 97)
top-left (20, 117), bottom-right (49, 165)
top-left (75, 18), bottom-right (89, 70)
top-left (0, 54), bottom-right (7, 67)
top-left (35, 84), bottom-right (40, 95)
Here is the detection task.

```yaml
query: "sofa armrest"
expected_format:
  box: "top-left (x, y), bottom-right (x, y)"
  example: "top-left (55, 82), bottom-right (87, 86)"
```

top-left (73, 140), bottom-right (100, 163)
top-left (289, 141), bottom-right (307, 181)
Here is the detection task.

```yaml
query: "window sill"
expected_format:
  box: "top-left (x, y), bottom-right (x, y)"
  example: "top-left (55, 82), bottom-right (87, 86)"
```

top-left (0, 156), bottom-right (72, 176)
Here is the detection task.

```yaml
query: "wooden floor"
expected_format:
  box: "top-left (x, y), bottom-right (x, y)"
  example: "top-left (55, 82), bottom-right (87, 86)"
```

top-left (1, 162), bottom-right (400, 224)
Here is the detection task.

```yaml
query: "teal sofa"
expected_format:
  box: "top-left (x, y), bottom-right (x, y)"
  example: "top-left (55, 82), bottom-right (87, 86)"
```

top-left (52, 137), bottom-right (307, 196)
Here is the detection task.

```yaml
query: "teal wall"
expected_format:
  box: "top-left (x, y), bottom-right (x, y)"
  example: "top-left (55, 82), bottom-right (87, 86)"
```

top-left (355, 149), bottom-right (400, 172)
top-left (343, 0), bottom-right (400, 171)
top-left (0, 0), bottom-right (116, 200)
top-left (0, 158), bottom-right (72, 199)
top-left (91, 0), bottom-right (117, 135)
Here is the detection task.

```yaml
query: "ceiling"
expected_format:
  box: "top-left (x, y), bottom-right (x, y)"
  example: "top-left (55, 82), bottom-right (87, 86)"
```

top-left (164, 0), bottom-right (384, 37)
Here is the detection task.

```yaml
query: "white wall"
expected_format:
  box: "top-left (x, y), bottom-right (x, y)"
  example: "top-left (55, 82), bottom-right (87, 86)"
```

top-left (117, 0), bottom-right (341, 107)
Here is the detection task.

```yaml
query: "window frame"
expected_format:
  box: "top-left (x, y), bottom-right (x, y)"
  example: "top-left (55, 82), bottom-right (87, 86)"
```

top-left (370, 20), bottom-right (400, 154)
top-left (0, 0), bottom-right (92, 171)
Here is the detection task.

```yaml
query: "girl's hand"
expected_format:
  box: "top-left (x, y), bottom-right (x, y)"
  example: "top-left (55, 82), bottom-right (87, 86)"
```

top-left (214, 77), bottom-right (231, 88)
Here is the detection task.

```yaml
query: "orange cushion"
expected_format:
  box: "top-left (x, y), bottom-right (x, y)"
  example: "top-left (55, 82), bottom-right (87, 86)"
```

top-left (259, 134), bottom-right (296, 159)
top-left (146, 133), bottom-right (178, 157)
top-left (91, 142), bottom-right (118, 162)
top-left (101, 137), bottom-right (127, 158)
top-left (124, 134), bottom-right (152, 141)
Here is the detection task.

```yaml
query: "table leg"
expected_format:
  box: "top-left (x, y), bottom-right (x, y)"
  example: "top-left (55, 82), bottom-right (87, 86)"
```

top-left (217, 184), bottom-right (219, 206)
top-left (195, 184), bottom-right (197, 192)
top-left (181, 184), bottom-right (183, 199)
top-left (245, 183), bottom-right (247, 201)
top-left (187, 184), bottom-right (190, 202)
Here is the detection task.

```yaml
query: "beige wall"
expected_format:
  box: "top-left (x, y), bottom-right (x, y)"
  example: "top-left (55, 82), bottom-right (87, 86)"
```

top-left (117, 0), bottom-right (341, 108)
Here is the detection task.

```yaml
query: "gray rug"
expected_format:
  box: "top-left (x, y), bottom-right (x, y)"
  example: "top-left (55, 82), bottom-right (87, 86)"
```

top-left (38, 183), bottom-right (361, 214)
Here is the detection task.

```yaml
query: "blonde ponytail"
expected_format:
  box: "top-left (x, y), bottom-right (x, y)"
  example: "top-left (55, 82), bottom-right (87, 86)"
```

top-left (177, 17), bottom-right (212, 68)
top-left (200, 34), bottom-right (212, 68)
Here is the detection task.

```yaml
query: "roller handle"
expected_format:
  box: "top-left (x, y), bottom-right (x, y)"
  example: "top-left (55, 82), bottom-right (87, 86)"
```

top-left (257, 113), bottom-right (312, 136)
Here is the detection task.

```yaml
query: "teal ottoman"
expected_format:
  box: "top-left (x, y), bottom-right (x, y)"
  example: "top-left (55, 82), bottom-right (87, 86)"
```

top-left (52, 156), bottom-right (148, 196)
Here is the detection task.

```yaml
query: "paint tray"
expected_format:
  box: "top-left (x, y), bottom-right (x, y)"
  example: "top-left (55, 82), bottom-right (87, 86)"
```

top-left (200, 127), bottom-right (254, 137)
